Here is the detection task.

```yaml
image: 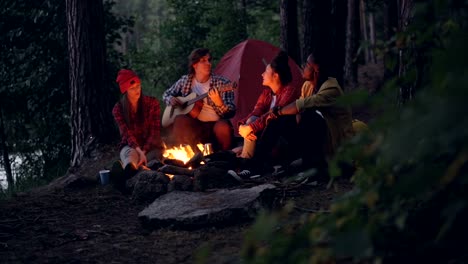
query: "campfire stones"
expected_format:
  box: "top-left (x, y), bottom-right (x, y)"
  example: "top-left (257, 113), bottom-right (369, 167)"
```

top-left (128, 170), bottom-right (170, 204)
top-left (138, 184), bottom-right (276, 229)
top-left (193, 166), bottom-right (241, 191)
top-left (168, 174), bottom-right (193, 192)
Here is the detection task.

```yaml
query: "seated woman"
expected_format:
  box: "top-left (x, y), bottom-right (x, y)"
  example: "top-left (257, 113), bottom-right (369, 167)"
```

top-left (236, 51), bottom-right (300, 172)
top-left (111, 69), bottom-right (163, 186)
top-left (272, 52), bottom-right (354, 176)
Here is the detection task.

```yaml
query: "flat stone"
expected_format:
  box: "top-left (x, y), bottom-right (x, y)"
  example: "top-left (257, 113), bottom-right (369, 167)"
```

top-left (138, 184), bottom-right (276, 229)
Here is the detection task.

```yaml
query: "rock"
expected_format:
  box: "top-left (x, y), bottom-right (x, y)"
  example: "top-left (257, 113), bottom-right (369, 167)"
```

top-left (138, 184), bottom-right (276, 229)
top-left (193, 166), bottom-right (240, 191)
top-left (167, 175), bottom-right (193, 192)
top-left (130, 170), bottom-right (170, 204)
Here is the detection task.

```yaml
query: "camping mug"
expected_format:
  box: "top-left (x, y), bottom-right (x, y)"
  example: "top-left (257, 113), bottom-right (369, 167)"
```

top-left (203, 143), bottom-right (213, 156)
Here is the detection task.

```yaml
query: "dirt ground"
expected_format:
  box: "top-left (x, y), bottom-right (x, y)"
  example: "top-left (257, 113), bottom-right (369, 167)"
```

top-left (0, 149), bottom-right (352, 264)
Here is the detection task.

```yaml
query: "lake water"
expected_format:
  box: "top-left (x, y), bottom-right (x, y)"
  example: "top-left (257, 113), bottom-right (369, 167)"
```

top-left (0, 156), bottom-right (23, 189)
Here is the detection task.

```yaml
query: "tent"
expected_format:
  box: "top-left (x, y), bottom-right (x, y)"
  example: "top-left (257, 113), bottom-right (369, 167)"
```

top-left (214, 39), bottom-right (303, 133)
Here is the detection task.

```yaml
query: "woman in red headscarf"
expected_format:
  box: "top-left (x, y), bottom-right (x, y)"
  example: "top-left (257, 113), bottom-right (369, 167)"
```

top-left (111, 69), bottom-right (163, 183)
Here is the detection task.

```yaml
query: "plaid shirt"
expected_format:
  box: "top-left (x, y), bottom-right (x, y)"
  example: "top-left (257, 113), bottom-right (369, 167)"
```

top-left (162, 73), bottom-right (236, 119)
top-left (239, 84), bottom-right (300, 134)
top-left (113, 95), bottom-right (162, 152)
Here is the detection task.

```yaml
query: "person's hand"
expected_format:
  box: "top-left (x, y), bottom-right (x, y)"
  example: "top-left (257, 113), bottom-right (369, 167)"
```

top-left (208, 88), bottom-right (223, 107)
top-left (169, 97), bottom-right (183, 107)
top-left (246, 133), bottom-right (257, 141)
top-left (136, 147), bottom-right (147, 166)
top-left (239, 124), bottom-right (253, 138)
top-left (271, 105), bottom-right (282, 118)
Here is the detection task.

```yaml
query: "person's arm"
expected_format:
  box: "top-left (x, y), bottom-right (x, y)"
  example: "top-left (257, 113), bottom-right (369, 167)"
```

top-left (210, 77), bottom-right (236, 118)
top-left (296, 85), bottom-right (341, 111)
top-left (112, 103), bottom-right (139, 149)
top-left (250, 86), bottom-right (299, 134)
top-left (162, 76), bottom-right (187, 105)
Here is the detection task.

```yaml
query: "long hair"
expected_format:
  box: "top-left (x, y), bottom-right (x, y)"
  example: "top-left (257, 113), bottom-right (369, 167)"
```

top-left (307, 51), bottom-right (331, 91)
top-left (270, 50), bottom-right (292, 86)
top-left (120, 93), bottom-right (145, 126)
top-left (188, 48), bottom-right (211, 74)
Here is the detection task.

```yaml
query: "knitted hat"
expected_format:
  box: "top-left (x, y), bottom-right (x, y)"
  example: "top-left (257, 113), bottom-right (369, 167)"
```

top-left (116, 69), bottom-right (141, 94)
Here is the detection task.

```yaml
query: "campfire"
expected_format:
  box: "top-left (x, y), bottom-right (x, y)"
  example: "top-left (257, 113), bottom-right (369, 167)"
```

top-left (162, 143), bottom-right (213, 165)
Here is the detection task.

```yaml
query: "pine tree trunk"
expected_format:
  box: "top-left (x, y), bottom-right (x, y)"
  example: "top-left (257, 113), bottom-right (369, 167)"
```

top-left (280, 0), bottom-right (300, 64)
top-left (397, 0), bottom-right (415, 105)
top-left (344, 0), bottom-right (359, 90)
top-left (0, 106), bottom-right (13, 189)
top-left (368, 12), bottom-right (376, 63)
top-left (359, 0), bottom-right (369, 63)
top-left (301, 0), bottom-right (313, 63)
top-left (66, 0), bottom-right (114, 168)
top-left (329, 0), bottom-right (347, 86)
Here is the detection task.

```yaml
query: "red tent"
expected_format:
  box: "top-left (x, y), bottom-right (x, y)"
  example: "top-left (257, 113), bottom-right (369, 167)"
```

top-left (214, 39), bottom-right (303, 133)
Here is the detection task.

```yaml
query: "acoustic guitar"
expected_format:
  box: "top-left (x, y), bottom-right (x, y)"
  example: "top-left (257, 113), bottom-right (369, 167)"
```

top-left (161, 82), bottom-right (237, 128)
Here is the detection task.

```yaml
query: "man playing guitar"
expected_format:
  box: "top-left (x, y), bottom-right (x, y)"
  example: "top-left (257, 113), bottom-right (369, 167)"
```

top-left (162, 48), bottom-right (236, 151)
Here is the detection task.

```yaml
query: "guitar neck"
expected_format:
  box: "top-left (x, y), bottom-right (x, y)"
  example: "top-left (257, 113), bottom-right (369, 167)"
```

top-left (186, 93), bottom-right (208, 106)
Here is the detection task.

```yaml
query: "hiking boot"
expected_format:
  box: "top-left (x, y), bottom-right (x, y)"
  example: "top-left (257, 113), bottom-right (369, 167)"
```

top-left (110, 160), bottom-right (125, 191)
top-left (124, 163), bottom-right (139, 178)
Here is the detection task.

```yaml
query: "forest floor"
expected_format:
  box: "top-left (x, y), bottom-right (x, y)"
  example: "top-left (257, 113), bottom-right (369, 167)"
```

top-left (0, 64), bottom-right (383, 264)
top-left (0, 156), bottom-right (353, 264)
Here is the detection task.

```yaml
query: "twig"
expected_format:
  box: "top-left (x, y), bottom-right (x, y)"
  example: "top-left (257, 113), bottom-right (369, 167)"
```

top-left (294, 206), bottom-right (330, 213)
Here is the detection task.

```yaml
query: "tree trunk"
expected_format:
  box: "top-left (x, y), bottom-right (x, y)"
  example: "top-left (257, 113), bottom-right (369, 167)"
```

top-left (368, 11), bottom-right (376, 63)
top-left (359, 0), bottom-right (369, 63)
top-left (344, 0), bottom-right (359, 90)
top-left (397, 0), bottom-right (415, 106)
top-left (383, 0), bottom-right (398, 83)
top-left (0, 106), bottom-right (14, 189)
top-left (329, 0), bottom-right (347, 86)
top-left (66, 0), bottom-right (115, 168)
top-left (301, 0), bottom-right (313, 63)
top-left (280, 0), bottom-right (300, 64)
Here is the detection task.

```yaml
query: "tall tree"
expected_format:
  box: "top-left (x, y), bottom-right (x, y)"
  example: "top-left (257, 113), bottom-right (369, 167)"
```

top-left (280, 0), bottom-right (300, 64)
top-left (396, 0), bottom-right (414, 105)
top-left (0, 105), bottom-right (13, 189)
top-left (301, 0), bottom-right (313, 63)
top-left (344, 0), bottom-right (360, 90)
top-left (66, 0), bottom-right (115, 168)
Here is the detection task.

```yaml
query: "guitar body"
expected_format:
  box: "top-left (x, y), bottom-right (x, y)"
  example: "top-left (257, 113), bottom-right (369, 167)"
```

top-left (161, 92), bottom-right (198, 127)
top-left (161, 82), bottom-right (237, 128)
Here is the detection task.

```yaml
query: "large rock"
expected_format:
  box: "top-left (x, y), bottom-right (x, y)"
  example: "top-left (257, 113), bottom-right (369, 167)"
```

top-left (138, 184), bottom-right (276, 229)
top-left (129, 170), bottom-right (170, 204)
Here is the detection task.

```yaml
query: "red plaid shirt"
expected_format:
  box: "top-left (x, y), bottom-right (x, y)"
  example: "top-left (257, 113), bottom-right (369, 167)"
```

top-left (113, 95), bottom-right (162, 152)
top-left (239, 84), bottom-right (300, 134)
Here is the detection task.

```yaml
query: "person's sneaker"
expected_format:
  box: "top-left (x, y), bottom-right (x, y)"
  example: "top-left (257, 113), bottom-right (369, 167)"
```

top-left (227, 170), bottom-right (243, 182)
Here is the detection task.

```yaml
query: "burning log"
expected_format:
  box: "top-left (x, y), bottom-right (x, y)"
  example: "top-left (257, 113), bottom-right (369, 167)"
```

top-left (163, 159), bottom-right (186, 168)
top-left (158, 165), bottom-right (194, 177)
top-left (186, 152), bottom-right (204, 168)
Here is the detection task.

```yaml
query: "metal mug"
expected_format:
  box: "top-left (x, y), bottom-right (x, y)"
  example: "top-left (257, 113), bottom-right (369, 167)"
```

top-left (203, 143), bottom-right (213, 156)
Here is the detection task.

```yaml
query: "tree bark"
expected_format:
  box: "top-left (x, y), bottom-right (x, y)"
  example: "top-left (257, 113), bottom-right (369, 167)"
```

top-left (0, 106), bottom-right (14, 189)
top-left (66, 0), bottom-right (114, 168)
top-left (280, 0), bottom-right (301, 64)
top-left (301, 0), bottom-right (313, 63)
top-left (344, 0), bottom-right (359, 90)
top-left (397, 0), bottom-right (415, 105)
top-left (359, 0), bottom-right (369, 63)
top-left (368, 12), bottom-right (376, 63)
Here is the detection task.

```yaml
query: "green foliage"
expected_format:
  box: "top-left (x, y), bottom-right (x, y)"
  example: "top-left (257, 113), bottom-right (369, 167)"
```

top-left (113, 0), bottom-right (279, 100)
top-left (243, 1), bottom-right (468, 263)
top-left (0, 0), bottom-right (128, 191)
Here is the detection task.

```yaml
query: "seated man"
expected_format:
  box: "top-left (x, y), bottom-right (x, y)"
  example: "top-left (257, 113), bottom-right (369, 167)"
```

top-left (162, 48), bottom-right (236, 151)
top-left (272, 52), bottom-right (355, 175)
